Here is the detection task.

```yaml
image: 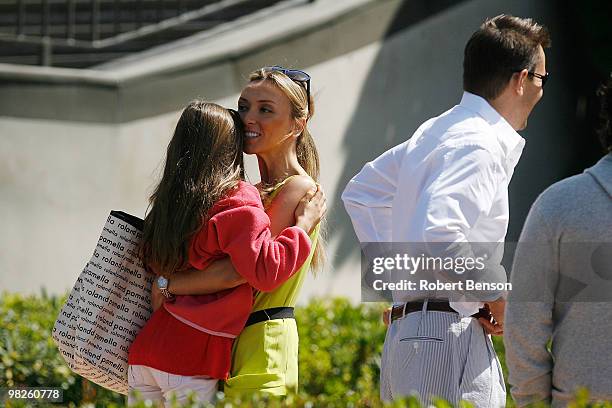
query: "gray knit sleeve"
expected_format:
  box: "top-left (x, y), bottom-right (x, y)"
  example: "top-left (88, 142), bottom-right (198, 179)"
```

top-left (505, 196), bottom-right (559, 407)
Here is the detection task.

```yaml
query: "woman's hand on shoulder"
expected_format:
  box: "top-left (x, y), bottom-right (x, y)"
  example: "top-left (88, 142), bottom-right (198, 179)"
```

top-left (292, 179), bottom-right (326, 235)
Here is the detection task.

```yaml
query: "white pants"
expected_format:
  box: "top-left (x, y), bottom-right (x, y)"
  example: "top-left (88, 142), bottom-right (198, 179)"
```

top-left (380, 310), bottom-right (506, 407)
top-left (127, 365), bottom-right (218, 407)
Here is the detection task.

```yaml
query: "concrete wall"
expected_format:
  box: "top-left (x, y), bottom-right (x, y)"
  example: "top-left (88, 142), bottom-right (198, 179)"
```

top-left (0, 0), bottom-right (591, 302)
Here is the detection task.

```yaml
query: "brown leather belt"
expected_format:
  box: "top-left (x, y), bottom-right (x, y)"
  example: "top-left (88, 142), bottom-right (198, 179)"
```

top-left (391, 301), bottom-right (491, 323)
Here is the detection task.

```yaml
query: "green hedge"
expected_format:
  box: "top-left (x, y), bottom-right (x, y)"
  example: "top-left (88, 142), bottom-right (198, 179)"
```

top-left (0, 291), bottom-right (121, 407)
top-left (1, 292), bottom-right (609, 407)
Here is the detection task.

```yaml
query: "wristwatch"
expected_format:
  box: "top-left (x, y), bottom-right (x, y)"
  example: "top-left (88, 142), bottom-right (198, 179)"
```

top-left (156, 275), bottom-right (174, 299)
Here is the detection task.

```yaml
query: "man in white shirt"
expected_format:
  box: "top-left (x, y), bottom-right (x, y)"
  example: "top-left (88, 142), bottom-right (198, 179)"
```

top-left (342, 15), bottom-right (550, 407)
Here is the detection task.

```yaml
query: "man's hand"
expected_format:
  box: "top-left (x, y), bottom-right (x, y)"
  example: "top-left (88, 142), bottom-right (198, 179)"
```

top-left (487, 297), bottom-right (505, 326)
top-left (478, 297), bottom-right (505, 336)
top-left (382, 306), bottom-right (392, 327)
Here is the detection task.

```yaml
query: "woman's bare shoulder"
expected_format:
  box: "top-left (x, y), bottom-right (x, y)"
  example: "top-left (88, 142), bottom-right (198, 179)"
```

top-left (279, 175), bottom-right (316, 195)
top-left (271, 175), bottom-right (317, 207)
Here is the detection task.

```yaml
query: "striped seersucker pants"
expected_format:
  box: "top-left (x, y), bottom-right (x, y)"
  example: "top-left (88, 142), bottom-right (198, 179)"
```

top-left (380, 307), bottom-right (506, 407)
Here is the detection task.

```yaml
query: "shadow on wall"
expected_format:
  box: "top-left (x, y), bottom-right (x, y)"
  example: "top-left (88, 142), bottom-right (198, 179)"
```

top-left (330, 0), bottom-right (607, 271)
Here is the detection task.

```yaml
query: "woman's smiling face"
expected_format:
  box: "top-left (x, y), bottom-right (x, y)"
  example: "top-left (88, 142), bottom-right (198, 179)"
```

top-left (237, 80), bottom-right (298, 156)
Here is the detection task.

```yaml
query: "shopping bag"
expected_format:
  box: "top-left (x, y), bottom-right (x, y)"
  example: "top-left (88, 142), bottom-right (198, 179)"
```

top-left (52, 211), bottom-right (153, 395)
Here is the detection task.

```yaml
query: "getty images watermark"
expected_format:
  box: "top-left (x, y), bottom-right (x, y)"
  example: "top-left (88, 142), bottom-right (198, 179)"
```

top-left (370, 252), bottom-right (511, 292)
top-left (360, 242), bottom-right (510, 302)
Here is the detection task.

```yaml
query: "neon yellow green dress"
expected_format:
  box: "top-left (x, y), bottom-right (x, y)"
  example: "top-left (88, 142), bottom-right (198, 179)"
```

top-left (224, 176), bottom-right (320, 397)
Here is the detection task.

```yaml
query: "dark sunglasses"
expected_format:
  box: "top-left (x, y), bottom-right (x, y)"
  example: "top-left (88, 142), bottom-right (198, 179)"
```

top-left (263, 65), bottom-right (311, 112)
top-left (227, 108), bottom-right (241, 125)
top-left (513, 68), bottom-right (549, 88)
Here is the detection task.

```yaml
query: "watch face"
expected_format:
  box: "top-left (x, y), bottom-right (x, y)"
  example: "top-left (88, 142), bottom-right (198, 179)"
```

top-left (157, 276), bottom-right (168, 289)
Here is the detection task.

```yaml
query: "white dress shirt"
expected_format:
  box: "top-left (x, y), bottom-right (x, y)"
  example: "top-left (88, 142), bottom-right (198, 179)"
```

top-left (342, 92), bottom-right (525, 316)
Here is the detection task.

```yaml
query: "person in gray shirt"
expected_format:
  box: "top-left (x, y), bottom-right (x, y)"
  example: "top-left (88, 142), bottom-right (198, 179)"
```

top-left (505, 75), bottom-right (612, 407)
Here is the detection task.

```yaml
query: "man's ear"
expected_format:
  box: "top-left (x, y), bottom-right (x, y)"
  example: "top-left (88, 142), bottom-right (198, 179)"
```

top-left (514, 69), bottom-right (529, 96)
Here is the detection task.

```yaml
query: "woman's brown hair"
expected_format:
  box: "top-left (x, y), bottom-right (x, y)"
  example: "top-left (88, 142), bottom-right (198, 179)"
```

top-left (141, 101), bottom-right (244, 276)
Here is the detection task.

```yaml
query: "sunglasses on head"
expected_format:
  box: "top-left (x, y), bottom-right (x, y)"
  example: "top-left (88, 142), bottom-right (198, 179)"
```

top-left (227, 108), bottom-right (241, 124)
top-left (263, 65), bottom-right (311, 112)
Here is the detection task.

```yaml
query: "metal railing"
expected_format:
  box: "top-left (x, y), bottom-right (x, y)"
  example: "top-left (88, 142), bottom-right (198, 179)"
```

top-left (0, 0), bottom-right (308, 66)
top-left (4, 0), bottom-right (246, 45)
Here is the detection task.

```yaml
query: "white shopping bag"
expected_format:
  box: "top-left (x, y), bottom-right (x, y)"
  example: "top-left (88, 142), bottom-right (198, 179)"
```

top-left (52, 211), bottom-right (153, 395)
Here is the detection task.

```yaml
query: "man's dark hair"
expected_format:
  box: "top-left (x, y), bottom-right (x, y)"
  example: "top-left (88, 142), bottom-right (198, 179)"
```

top-left (463, 14), bottom-right (551, 100)
top-left (596, 75), bottom-right (612, 153)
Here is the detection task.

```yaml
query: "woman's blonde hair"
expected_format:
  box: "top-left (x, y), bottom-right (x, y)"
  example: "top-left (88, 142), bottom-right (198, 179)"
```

top-left (249, 67), bottom-right (326, 273)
